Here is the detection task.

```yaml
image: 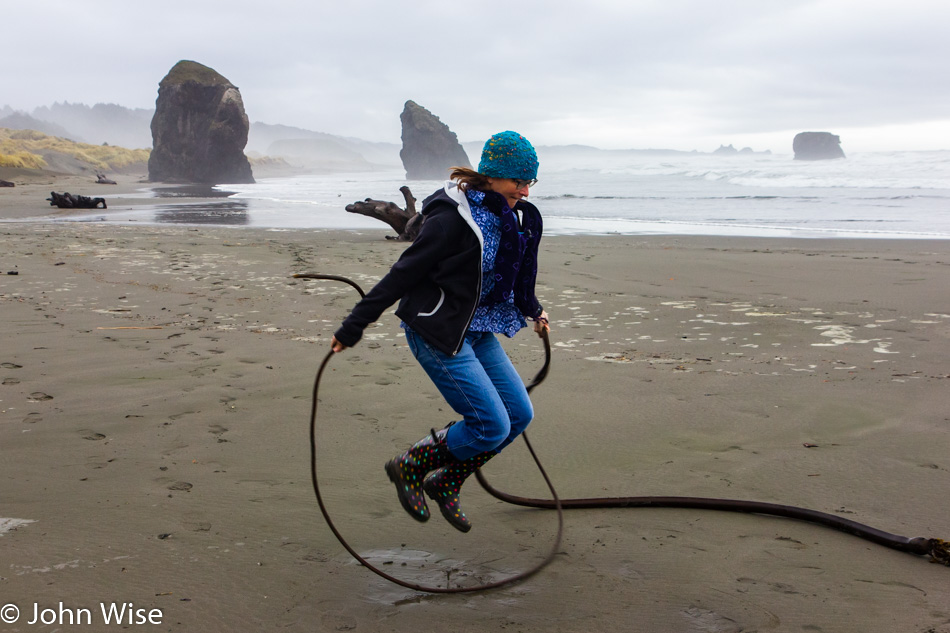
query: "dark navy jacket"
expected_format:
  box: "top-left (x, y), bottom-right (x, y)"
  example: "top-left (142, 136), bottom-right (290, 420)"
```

top-left (334, 181), bottom-right (543, 356)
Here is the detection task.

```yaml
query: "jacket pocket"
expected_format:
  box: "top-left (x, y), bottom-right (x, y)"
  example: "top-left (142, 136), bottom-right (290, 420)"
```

top-left (416, 287), bottom-right (445, 317)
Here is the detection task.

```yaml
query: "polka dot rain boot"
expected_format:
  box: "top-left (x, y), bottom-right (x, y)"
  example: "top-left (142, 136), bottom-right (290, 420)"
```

top-left (384, 428), bottom-right (452, 522)
top-left (423, 450), bottom-right (496, 533)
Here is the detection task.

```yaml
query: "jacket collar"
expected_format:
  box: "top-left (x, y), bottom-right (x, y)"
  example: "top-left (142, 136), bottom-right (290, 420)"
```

top-left (420, 181), bottom-right (484, 251)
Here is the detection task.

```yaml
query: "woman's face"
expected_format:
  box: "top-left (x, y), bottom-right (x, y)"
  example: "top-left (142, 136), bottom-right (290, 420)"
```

top-left (488, 178), bottom-right (532, 209)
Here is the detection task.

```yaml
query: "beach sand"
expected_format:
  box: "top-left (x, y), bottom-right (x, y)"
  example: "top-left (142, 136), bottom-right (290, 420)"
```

top-left (1, 180), bottom-right (948, 632)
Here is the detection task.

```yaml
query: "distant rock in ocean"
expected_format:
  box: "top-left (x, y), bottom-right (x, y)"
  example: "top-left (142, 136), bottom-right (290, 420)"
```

top-left (713, 144), bottom-right (739, 155)
top-left (148, 60), bottom-right (254, 184)
top-left (793, 132), bottom-right (846, 160)
top-left (399, 101), bottom-right (470, 180)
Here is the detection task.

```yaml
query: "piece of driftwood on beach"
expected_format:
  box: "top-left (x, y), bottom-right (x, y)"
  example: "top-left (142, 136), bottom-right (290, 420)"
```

top-left (345, 185), bottom-right (423, 241)
top-left (96, 173), bottom-right (117, 184)
top-left (47, 191), bottom-right (108, 209)
top-left (0, 179), bottom-right (14, 187)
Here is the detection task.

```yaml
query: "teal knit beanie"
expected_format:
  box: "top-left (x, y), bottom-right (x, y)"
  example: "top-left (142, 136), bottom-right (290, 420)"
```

top-left (478, 131), bottom-right (539, 180)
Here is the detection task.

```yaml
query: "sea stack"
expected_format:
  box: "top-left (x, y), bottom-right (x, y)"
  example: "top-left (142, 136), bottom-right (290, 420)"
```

top-left (148, 60), bottom-right (254, 184)
top-left (399, 101), bottom-right (470, 180)
top-left (793, 132), bottom-right (846, 160)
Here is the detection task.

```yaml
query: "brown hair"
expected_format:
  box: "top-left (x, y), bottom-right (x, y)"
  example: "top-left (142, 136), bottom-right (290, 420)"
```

top-left (449, 166), bottom-right (492, 192)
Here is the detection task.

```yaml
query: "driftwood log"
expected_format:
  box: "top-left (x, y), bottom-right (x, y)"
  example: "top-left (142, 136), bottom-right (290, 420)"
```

top-left (0, 179), bottom-right (14, 187)
top-left (96, 173), bottom-right (117, 184)
top-left (345, 185), bottom-right (424, 241)
top-left (47, 191), bottom-right (108, 209)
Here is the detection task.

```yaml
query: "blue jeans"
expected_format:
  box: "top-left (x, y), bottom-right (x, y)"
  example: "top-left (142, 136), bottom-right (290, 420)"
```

top-left (404, 327), bottom-right (533, 461)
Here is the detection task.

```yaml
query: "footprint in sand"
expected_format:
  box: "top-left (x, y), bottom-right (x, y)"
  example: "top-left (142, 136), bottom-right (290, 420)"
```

top-left (1, 362), bottom-right (23, 369)
top-left (209, 424), bottom-right (229, 442)
top-left (2, 378), bottom-right (20, 385)
top-left (167, 481), bottom-right (193, 491)
top-left (29, 392), bottom-right (53, 401)
top-left (22, 413), bottom-right (42, 424)
top-left (185, 522), bottom-right (211, 532)
top-left (682, 607), bottom-right (742, 633)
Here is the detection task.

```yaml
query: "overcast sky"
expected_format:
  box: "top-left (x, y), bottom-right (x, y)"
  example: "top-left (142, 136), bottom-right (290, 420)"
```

top-left (4, 0), bottom-right (949, 152)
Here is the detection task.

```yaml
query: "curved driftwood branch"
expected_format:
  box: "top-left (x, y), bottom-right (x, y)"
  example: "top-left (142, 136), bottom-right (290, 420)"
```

top-left (399, 185), bottom-right (416, 214)
top-left (345, 186), bottom-right (423, 241)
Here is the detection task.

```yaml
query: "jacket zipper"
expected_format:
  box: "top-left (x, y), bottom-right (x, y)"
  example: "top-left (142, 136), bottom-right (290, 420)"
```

top-left (452, 261), bottom-right (482, 356)
top-left (446, 181), bottom-right (484, 356)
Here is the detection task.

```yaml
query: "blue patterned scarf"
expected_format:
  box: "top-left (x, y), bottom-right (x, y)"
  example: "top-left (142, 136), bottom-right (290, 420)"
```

top-left (479, 190), bottom-right (543, 318)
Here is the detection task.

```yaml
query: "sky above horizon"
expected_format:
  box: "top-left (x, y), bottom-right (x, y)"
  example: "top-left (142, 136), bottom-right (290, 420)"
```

top-left (3, 0), bottom-right (949, 153)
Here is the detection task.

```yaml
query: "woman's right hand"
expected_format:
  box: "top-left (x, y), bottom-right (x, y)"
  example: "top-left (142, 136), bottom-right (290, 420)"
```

top-left (532, 310), bottom-right (550, 336)
top-left (331, 336), bottom-right (348, 353)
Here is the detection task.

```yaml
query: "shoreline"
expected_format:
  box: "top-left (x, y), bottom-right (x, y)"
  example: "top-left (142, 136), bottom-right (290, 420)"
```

top-left (4, 173), bottom-right (949, 240)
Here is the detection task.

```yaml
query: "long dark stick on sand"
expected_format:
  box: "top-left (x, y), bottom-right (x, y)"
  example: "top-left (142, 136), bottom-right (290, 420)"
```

top-left (298, 272), bottom-right (949, 594)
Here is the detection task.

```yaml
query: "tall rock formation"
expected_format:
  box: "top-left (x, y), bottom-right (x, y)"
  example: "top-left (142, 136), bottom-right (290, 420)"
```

top-left (148, 60), bottom-right (254, 183)
top-left (793, 132), bottom-right (846, 160)
top-left (399, 101), bottom-right (470, 180)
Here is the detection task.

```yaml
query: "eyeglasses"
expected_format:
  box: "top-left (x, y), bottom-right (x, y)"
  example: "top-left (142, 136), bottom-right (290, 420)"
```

top-left (512, 178), bottom-right (538, 189)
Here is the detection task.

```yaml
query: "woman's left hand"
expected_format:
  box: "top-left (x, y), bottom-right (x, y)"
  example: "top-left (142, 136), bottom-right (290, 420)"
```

top-left (533, 310), bottom-right (550, 336)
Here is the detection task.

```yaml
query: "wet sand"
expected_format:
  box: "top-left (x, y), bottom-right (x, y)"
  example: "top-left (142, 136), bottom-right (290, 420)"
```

top-left (1, 182), bottom-right (949, 632)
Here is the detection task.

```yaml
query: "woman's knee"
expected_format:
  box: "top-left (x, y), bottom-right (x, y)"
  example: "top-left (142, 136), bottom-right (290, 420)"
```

top-left (508, 397), bottom-right (533, 432)
top-left (479, 416), bottom-right (511, 450)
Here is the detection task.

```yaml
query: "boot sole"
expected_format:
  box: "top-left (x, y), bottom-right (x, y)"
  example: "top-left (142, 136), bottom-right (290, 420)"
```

top-left (385, 460), bottom-right (429, 522)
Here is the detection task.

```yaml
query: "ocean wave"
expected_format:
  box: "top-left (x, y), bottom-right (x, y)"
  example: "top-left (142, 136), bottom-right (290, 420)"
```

top-left (101, 159), bottom-right (948, 237)
top-left (543, 216), bottom-right (950, 239)
top-left (544, 150), bottom-right (950, 190)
